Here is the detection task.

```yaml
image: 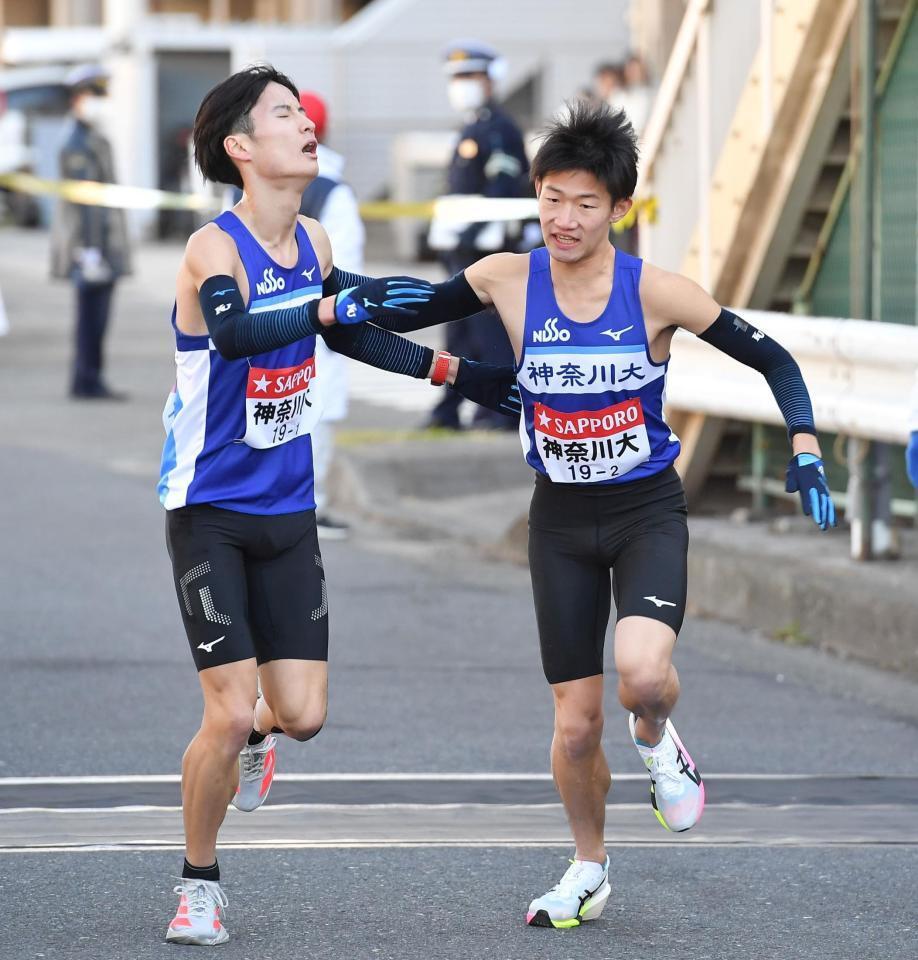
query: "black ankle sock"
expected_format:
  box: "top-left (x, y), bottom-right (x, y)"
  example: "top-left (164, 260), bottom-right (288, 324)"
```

top-left (182, 858), bottom-right (219, 882)
top-left (247, 729), bottom-right (267, 746)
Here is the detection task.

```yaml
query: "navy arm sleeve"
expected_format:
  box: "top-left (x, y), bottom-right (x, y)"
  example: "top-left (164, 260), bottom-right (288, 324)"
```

top-left (320, 323), bottom-right (433, 379)
top-left (319, 266), bottom-right (435, 375)
top-left (698, 309), bottom-right (816, 437)
top-left (322, 266), bottom-right (373, 296)
top-left (199, 275), bottom-right (323, 360)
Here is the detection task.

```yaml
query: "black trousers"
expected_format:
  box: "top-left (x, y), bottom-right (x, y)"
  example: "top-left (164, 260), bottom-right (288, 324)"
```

top-left (429, 251), bottom-right (515, 428)
top-left (72, 280), bottom-right (115, 395)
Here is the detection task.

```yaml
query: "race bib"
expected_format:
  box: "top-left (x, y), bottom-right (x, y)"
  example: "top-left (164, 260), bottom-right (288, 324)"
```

top-left (242, 356), bottom-right (322, 449)
top-left (534, 398), bottom-right (651, 483)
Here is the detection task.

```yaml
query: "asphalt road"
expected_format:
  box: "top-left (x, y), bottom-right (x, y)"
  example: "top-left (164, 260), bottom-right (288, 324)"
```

top-left (1, 228), bottom-right (916, 959)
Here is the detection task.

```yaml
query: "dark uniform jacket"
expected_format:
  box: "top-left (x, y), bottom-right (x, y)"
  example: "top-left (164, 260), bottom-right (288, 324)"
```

top-left (50, 119), bottom-right (132, 281)
top-left (448, 101), bottom-right (530, 253)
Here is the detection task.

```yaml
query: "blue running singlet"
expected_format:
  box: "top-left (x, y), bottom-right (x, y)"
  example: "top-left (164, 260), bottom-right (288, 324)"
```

top-left (158, 211), bottom-right (325, 514)
top-left (517, 247), bottom-right (680, 485)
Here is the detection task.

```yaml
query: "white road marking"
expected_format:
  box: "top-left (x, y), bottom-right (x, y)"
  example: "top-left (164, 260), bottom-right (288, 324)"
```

top-left (2, 802), bottom-right (914, 852)
top-left (0, 772), bottom-right (838, 787)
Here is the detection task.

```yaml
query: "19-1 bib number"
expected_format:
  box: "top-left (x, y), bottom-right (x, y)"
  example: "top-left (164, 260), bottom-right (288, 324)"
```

top-left (242, 356), bottom-right (322, 449)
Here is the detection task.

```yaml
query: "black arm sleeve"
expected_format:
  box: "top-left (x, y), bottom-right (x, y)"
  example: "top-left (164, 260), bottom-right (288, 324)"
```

top-left (320, 323), bottom-right (434, 379)
top-left (321, 267), bottom-right (485, 334)
top-left (199, 275), bottom-right (323, 360)
top-left (322, 266), bottom-right (374, 296)
top-left (370, 272), bottom-right (485, 334)
top-left (698, 308), bottom-right (816, 437)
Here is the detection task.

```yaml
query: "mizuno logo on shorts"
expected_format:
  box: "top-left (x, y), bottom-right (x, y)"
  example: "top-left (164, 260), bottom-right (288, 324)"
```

top-left (198, 635), bottom-right (225, 653)
top-left (644, 596), bottom-right (676, 608)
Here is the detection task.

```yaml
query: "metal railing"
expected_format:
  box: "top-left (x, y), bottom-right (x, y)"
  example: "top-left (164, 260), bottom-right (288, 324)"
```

top-left (666, 310), bottom-right (918, 445)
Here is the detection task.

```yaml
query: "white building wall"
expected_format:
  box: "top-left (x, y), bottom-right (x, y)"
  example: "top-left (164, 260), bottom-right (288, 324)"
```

top-left (3, 0), bottom-right (629, 210)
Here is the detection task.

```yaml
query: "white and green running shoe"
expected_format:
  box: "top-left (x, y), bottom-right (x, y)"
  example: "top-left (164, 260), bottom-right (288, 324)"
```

top-left (629, 713), bottom-right (705, 832)
top-left (526, 856), bottom-right (611, 928)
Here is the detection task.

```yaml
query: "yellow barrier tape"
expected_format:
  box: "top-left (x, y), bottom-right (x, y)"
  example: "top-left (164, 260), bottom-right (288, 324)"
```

top-left (359, 200), bottom-right (435, 220)
top-left (0, 171), bottom-right (220, 212)
top-left (0, 171), bottom-right (658, 226)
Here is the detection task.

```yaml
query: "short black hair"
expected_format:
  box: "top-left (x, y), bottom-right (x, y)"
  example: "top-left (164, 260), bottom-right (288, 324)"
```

top-left (193, 64), bottom-right (299, 188)
top-left (531, 100), bottom-right (639, 204)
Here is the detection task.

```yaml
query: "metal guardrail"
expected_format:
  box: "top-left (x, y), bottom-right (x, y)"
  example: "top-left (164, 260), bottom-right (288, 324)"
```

top-left (666, 310), bottom-right (918, 444)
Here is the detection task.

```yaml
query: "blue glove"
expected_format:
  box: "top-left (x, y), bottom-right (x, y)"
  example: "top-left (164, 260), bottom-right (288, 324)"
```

top-left (906, 431), bottom-right (918, 489)
top-left (334, 276), bottom-right (435, 325)
top-left (451, 359), bottom-right (522, 418)
top-left (785, 453), bottom-right (836, 530)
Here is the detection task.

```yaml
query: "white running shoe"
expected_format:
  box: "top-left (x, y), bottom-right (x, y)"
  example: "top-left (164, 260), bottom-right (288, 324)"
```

top-left (232, 734), bottom-right (277, 812)
top-left (165, 878), bottom-right (229, 946)
top-left (526, 856), bottom-right (611, 928)
top-left (629, 713), bottom-right (705, 832)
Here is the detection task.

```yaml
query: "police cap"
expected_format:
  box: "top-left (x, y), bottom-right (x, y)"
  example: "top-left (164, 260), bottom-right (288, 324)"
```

top-left (65, 63), bottom-right (109, 95)
top-left (443, 40), bottom-right (504, 79)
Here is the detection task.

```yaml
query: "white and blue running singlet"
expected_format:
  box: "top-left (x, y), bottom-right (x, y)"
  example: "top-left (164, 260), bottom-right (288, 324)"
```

top-left (517, 246), bottom-right (680, 485)
top-left (158, 211), bottom-right (325, 514)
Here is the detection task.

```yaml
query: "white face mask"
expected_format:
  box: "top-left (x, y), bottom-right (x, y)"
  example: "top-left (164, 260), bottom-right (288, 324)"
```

top-left (447, 78), bottom-right (487, 114)
top-left (77, 95), bottom-right (111, 129)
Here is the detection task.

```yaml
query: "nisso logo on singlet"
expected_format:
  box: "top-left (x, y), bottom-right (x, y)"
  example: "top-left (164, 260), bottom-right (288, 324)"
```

top-left (533, 397), bottom-right (652, 483)
top-left (255, 267), bottom-right (286, 296)
top-left (532, 317), bottom-right (570, 343)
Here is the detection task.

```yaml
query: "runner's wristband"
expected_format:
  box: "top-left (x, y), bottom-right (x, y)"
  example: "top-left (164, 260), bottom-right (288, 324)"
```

top-left (430, 351), bottom-right (452, 386)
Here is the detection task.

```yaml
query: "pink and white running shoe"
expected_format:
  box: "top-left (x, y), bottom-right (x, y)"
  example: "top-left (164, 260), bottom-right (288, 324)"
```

top-left (232, 735), bottom-right (277, 812)
top-left (629, 714), bottom-right (705, 832)
top-left (165, 878), bottom-right (229, 946)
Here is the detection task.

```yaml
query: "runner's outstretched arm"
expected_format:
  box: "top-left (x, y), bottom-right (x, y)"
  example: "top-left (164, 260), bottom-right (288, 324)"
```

top-left (198, 273), bottom-right (435, 360)
top-left (319, 265), bottom-right (520, 415)
top-left (325, 269), bottom-right (487, 334)
top-left (645, 268), bottom-right (836, 530)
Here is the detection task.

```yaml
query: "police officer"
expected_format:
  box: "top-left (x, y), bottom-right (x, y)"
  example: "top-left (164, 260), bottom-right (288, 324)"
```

top-left (426, 41), bottom-right (530, 430)
top-left (50, 64), bottom-right (131, 399)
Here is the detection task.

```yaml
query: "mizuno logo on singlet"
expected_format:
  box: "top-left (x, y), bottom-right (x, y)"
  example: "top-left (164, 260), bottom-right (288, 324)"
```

top-left (197, 636), bottom-right (225, 653)
top-left (602, 324), bottom-right (634, 341)
top-left (302, 266), bottom-right (316, 280)
top-left (256, 267), bottom-right (286, 295)
top-left (532, 317), bottom-right (570, 343)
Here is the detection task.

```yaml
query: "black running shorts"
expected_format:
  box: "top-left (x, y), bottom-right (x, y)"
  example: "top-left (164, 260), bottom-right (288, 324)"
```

top-left (528, 466), bottom-right (689, 685)
top-left (165, 504), bottom-right (328, 671)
